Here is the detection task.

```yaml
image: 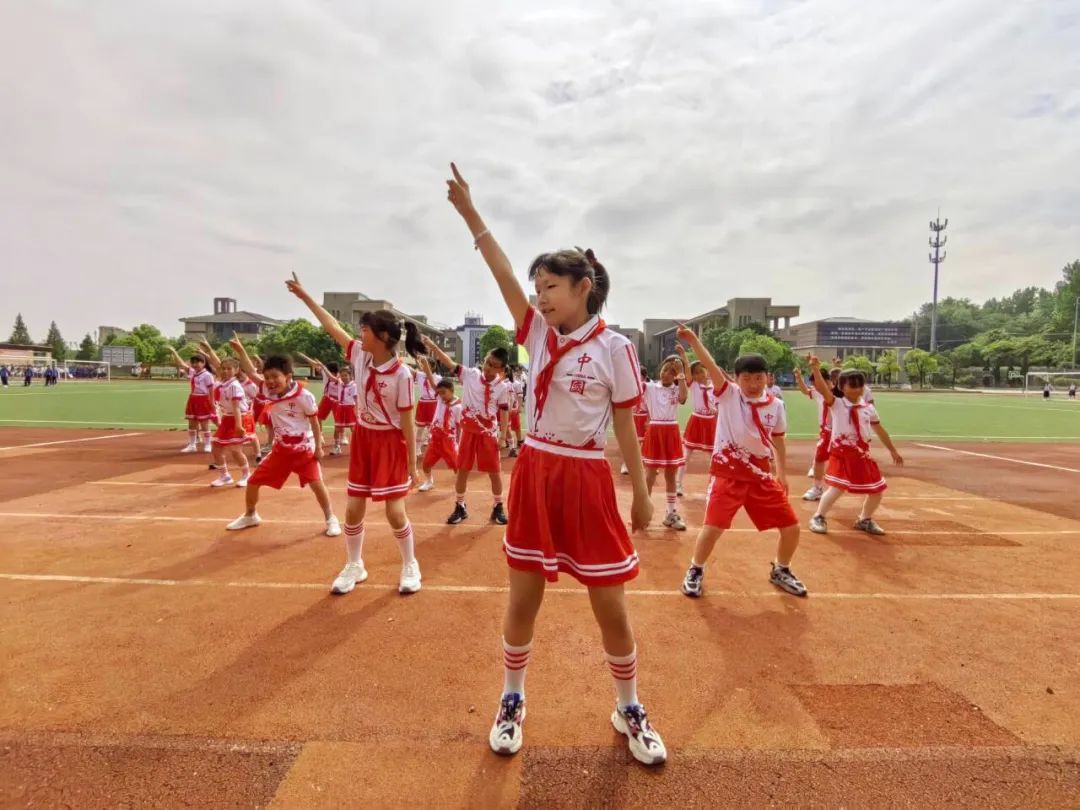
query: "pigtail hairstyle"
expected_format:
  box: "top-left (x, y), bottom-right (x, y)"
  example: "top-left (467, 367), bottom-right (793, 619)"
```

top-left (527, 246), bottom-right (611, 315)
top-left (403, 321), bottom-right (426, 359)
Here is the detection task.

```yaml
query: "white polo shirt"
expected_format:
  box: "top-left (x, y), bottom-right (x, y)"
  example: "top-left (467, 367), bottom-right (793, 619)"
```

top-left (348, 340), bottom-right (414, 431)
top-left (320, 368), bottom-right (343, 402)
top-left (455, 365), bottom-right (510, 436)
top-left (431, 397), bottom-right (463, 437)
top-left (827, 397), bottom-right (880, 450)
top-left (516, 307), bottom-right (642, 458)
top-left (339, 380), bottom-right (358, 407)
top-left (710, 381), bottom-right (787, 482)
top-left (219, 378), bottom-right (250, 414)
top-left (416, 368), bottom-right (441, 403)
top-left (265, 383), bottom-right (318, 450)
top-left (643, 381), bottom-right (681, 424)
top-left (808, 389), bottom-right (830, 430)
top-left (689, 381), bottom-right (717, 416)
top-left (189, 367), bottom-right (215, 396)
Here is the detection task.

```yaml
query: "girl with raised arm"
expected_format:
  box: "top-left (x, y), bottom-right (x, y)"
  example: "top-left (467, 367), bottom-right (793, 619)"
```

top-left (446, 163), bottom-right (667, 766)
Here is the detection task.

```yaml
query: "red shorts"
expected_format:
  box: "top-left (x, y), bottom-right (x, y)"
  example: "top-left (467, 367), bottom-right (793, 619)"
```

top-left (185, 393), bottom-right (215, 421)
top-left (334, 402), bottom-right (357, 428)
top-left (242, 412), bottom-right (255, 436)
top-left (641, 423), bottom-right (684, 468)
top-left (317, 396), bottom-right (336, 422)
top-left (347, 426), bottom-right (411, 501)
top-left (825, 445), bottom-right (887, 494)
top-left (509, 411), bottom-right (522, 432)
top-left (505, 445), bottom-right (639, 586)
top-left (633, 412), bottom-right (649, 441)
top-left (422, 430), bottom-right (458, 471)
top-left (415, 399), bottom-right (438, 427)
top-left (814, 428), bottom-right (832, 464)
top-left (683, 413), bottom-right (717, 451)
top-left (705, 473), bottom-right (798, 531)
top-left (458, 428), bottom-right (501, 474)
top-left (212, 415), bottom-right (249, 447)
top-left (252, 400), bottom-right (267, 424)
top-left (248, 443), bottom-right (322, 489)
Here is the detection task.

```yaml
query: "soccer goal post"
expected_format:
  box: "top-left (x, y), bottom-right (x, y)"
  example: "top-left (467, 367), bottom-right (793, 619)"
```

top-left (1024, 370), bottom-right (1080, 396)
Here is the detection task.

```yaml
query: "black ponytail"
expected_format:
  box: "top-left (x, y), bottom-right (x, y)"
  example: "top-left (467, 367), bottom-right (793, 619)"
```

top-left (527, 246), bottom-right (611, 315)
top-left (403, 321), bottom-right (426, 359)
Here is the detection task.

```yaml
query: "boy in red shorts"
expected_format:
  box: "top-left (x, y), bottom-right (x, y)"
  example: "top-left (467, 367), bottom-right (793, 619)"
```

top-left (417, 371), bottom-right (463, 492)
top-left (674, 326), bottom-right (807, 598)
top-left (225, 353), bottom-right (341, 537)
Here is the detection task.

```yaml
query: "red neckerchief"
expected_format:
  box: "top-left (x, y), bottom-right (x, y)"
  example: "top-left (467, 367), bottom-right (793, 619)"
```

top-left (190, 369), bottom-right (210, 394)
top-left (848, 400), bottom-right (867, 446)
top-left (263, 380), bottom-right (306, 411)
top-left (747, 394), bottom-right (776, 451)
top-left (533, 317), bottom-right (607, 423)
top-left (365, 358), bottom-right (401, 424)
top-left (441, 398), bottom-right (460, 432)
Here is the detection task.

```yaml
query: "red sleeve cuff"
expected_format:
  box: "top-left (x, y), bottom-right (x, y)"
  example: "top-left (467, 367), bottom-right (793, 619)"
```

top-left (772, 432), bottom-right (786, 438)
top-left (515, 308), bottom-right (536, 346)
top-left (613, 393), bottom-right (641, 409)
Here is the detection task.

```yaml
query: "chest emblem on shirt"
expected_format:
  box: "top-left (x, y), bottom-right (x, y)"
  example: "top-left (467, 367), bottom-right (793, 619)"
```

top-left (575, 353), bottom-right (593, 374)
top-left (569, 378), bottom-right (586, 395)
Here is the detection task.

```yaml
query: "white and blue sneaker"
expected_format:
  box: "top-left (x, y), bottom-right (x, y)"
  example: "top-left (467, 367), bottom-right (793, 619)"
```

top-left (489, 692), bottom-right (526, 755)
top-left (612, 703), bottom-right (667, 765)
top-left (681, 564), bottom-right (704, 598)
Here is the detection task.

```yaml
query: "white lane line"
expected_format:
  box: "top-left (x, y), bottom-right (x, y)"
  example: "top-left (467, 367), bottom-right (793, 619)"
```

top-left (0, 419), bottom-right (184, 427)
top-left (2, 573), bottom-right (1078, 600)
top-left (915, 443), bottom-right (1080, 473)
top-left (0, 511), bottom-right (1075, 536)
top-left (0, 432), bottom-right (146, 451)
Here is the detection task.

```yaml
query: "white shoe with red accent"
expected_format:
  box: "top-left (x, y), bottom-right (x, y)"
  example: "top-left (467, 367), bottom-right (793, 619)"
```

top-left (210, 473), bottom-right (234, 488)
top-left (612, 703), bottom-right (667, 765)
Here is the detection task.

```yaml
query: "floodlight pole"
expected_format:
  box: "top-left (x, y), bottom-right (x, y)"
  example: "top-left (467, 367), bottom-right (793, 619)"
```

top-left (1073, 295), bottom-right (1079, 369)
top-left (928, 213), bottom-right (948, 353)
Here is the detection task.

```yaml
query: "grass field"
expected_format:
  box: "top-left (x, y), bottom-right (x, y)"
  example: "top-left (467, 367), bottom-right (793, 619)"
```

top-left (2, 380), bottom-right (1079, 442)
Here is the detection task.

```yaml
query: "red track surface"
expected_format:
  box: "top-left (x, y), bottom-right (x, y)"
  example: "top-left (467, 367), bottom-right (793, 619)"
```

top-left (1, 429), bottom-right (1078, 807)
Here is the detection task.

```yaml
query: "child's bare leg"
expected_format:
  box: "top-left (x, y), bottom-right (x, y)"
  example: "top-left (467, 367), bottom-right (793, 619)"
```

top-left (663, 467), bottom-right (678, 517)
top-left (814, 486), bottom-right (844, 517)
top-left (646, 467), bottom-right (658, 494)
top-left (497, 568), bottom-right (546, 703)
top-left (690, 525), bottom-right (725, 567)
top-left (454, 467), bottom-right (470, 504)
top-left (812, 460), bottom-right (826, 489)
top-left (858, 493), bottom-right (883, 520)
top-left (243, 484), bottom-right (260, 516)
top-left (589, 585), bottom-right (654, 717)
top-left (186, 419), bottom-right (198, 447)
top-left (309, 479), bottom-right (335, 520)
top-left (774, 523), bottom-right (800, 567)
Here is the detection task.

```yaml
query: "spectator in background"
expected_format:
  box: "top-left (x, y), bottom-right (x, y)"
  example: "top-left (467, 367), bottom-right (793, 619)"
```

top-left (0, 365), bottom-right (8, 388)
top-left (24, 366), bottom-right (33, 386)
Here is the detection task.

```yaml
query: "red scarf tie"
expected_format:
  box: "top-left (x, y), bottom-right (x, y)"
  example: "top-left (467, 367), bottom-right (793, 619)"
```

top-left (365, 359), bottom-right (401, 425)
top-left (849, 402), bottom-right (867, 446)
top-left (532, 318), bottom-right (607, 423)
top-left (441, 400), bottom-right (455, 432)
top-left (747, 395), bottom-right (776, 452)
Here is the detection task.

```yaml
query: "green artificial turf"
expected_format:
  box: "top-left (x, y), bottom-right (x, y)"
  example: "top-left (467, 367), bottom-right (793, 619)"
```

top-left (1, 381), bottom-right (1078, 442)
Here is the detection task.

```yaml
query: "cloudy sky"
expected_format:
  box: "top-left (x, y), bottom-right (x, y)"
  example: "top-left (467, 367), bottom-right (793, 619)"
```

top-left (2, 0), bottom-right (1078, 345)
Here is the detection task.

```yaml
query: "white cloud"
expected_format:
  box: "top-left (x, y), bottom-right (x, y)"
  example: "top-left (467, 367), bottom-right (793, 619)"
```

top-left (1, 0), bottom-right (1077, 345)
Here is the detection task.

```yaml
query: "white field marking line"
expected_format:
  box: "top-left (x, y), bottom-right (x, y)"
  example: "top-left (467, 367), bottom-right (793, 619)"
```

top-left (887, 397), bottom-right (1080, 415)
top-left (0, 511), bottom-right (1076, 536)
top-left (916, 443), bottom-right (1080, 474)
top-left (2, 573), bottom-right (1078, 600)
top-left (0, 432), bottom-right (146, 451)
top-left (0, 419), bottom-right (185, 427)
top-left (0, 386), bottom-right (178, 396)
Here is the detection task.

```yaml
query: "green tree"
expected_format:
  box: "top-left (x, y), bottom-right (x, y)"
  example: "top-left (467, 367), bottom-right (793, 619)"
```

top-left (904, 348), bottom-right (938, 388)
top-left (75, 333), bottom-right (97, 361)
top-left (9, 313), bottom-right (32, 344)
top-left (737, 333), bottom-right (796, 374)
top-left (877, 350), bottom-right (900, 386)
top-left (257, 318), bottom-right (354, 364)
top-left (945, 343), bottom-right (984, 386)
top-left (44, 321), bottom-right (67, 361)
top-left (1051, 259), bottom-right (1080, 334)
top-left (841, 354), bottom-right (876, 377)
top-left (479, 325), bottom-right (513, 359)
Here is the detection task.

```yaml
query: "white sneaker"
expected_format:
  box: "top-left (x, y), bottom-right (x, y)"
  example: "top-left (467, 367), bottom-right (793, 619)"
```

top-left (330, 561), bottom-right (368, 594)
top-left (181, 443), bottom-right (198, 454)
top-left (611, 703), bottom-right (667, 766)
top-left (489, 693), bottom-right (526, 755)
top-left (226, 513), bottom-right (261, 531)
top-left (210, 473), bottom-right (234, 488)
top-left (663, 512), bottom-right (687, 531)
top-left (203, 444), bottom-right (213, 453)
top-left (620, 463), bottom-right (629, 475)
top-left (418, 479), bottom-right (435, 492)
top-left (340, 436), bottom-right (349, 447)
top-left (325, 516), bottom-right (342, 537)
top-left (330, 444), bottom-right (342, 456)
top-left (806, 466), bottom-right (814, 478)
top-left (801, 486), bottom-right (823, 501)
top-left (399, 559), bottom-right (422, 594)
top-left (235, 475), bottom-right (249, 488)
top-left (676, 485), bottom-right (684, 497)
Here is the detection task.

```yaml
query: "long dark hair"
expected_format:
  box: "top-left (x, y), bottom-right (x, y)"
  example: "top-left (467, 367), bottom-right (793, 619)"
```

top-left (527, 247), bottom-right (610, 315)
top-left (362, 310), bottom-right (426, 359)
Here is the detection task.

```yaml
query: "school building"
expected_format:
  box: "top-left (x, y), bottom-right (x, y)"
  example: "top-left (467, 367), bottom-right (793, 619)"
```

top-left (180, 298), bottom-right (285, 344)
top-left (644, 298), bottom-right (801, 369)
top-left (322, 291), bottom-right (460, 360)
top-left (775, 317), bottom-right (913, 363)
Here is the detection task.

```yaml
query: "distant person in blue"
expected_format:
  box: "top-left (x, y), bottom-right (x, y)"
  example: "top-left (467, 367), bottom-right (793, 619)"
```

top-left (0, 365), bottom-right (9, 388)
top-left (23, 366), bottom-right (33, 386)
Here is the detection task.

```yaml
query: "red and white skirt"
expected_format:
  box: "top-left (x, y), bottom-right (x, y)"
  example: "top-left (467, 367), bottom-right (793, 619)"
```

top-left (682, 413), bottom-right (717, 451)
top-left (334, 402), bottom-right (358, 429)
top-left (422, 430), bottom-right (458, 471)
top-left (641, 422), bottom-right (684, 468)
top-left (825, 444), bottom-right (887, 494)
top-left (213, 415), bottom-right (250, 447)
top-left (633, 412), bottom-right (649, 441)
top-left (415, 399), bottom-right (438, 427)
top-left (505, 443), bottom-right (639, 586)
top-left (185, 393), bottom-right (215, 421)
top-left (347, 426), bottom-right (411, 501)
top-left (317, 396), bottom-right (336, 422)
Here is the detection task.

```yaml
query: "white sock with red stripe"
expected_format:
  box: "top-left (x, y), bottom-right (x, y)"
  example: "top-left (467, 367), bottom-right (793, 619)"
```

top-left (493, 493), bottom-right (503, 508)
top-left (187, 430), bottom-right (197, 446)
top-left (393, 522), bottom-right (415, 564)
top-left (666, 493), bottom-right (677, 516)
top-left (344, 521), bottom-right (365, 564)
top-left (456, 491), bottom-right (466, 507)
top-left (502, 638), bottom-right (531, 696)
top-left (606, 647), bottom-right (639, 709)
top-left (201, 431), bottom-right (212, 446)
top-left (676, 460), bottom-right (686, 487)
